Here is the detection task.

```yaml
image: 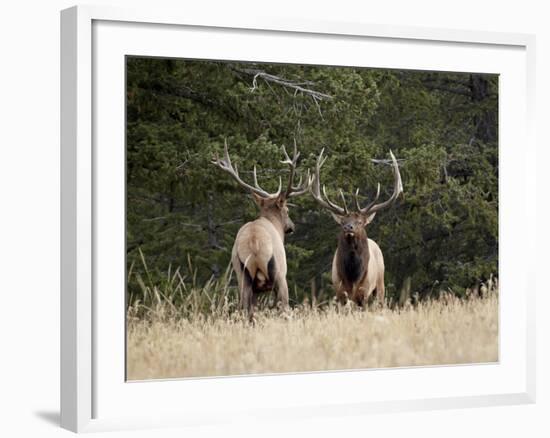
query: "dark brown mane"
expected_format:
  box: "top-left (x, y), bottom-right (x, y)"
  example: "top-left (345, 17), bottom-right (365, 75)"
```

top-left (336, 232), bottom-right (370, 293)
top-left (309, 148), bottom-right (402, 307)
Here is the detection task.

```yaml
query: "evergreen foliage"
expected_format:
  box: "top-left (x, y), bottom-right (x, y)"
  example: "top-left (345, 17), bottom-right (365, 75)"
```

top-left (126, 57), bottom-right (498, 305)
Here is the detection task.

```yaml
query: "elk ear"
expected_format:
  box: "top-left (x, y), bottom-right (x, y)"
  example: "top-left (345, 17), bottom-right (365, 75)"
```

top-left (330, 212), bottom-right (345, 224)
top-left (251, 192), bottom-right (265, 207)
top-left (364, 212), bottom-right (376, 225)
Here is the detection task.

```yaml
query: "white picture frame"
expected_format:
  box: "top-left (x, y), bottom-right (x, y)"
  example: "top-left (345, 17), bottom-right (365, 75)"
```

top-left (60, 4), bottom-right (536, 433)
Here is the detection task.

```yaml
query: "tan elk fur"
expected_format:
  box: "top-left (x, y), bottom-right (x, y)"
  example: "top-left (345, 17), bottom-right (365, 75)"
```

top-left (330, 215), bottom-right (385, 305)
top-left (231, 196), bottom-right (290, 311)
top-left (310, 149), bottom-right (403, 307)
top-left (212, 140), bottom-right (310, 317)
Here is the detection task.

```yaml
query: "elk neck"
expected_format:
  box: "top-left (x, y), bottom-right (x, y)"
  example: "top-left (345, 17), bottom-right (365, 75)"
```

top-left (259, 209), bottom-right (286, 241)
top-left (337, 231), bottom-right (369, 284)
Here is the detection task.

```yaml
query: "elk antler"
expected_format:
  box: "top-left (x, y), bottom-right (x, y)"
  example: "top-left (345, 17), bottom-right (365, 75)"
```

top-left (212, 139), bottom-right (282, 199)
top-left (309, 148), bottom-right (348, 216)
top-left (311, 149), bottom-right (403, 218)
top-left (281, 138), bottom-right (311, 199)
top-left (358, 150), bottom-right (403, 217)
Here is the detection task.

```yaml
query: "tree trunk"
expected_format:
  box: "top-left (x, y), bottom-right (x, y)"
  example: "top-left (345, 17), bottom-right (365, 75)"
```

top-left (310, 277), bottom-right (318, 307)
top-left (206, 192), bottom-right (220, 278)
top-left (469, 74), bottom-right (497, 143)
top-left (399, 276), bottom-right (412, 307)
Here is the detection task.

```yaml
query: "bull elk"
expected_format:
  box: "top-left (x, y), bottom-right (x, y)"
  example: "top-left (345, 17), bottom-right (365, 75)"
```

top-left (310, 149), bottom-right (403, 307)
top-left (212, 140), bottom-right (310, 317)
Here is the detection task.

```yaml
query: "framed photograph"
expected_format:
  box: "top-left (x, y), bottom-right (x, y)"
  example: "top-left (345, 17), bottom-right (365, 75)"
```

top-left (61, 5), bottom-right (536, 433)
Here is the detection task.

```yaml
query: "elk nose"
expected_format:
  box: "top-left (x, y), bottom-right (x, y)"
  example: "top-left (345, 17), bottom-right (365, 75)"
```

top-left (343, 223), bottom-right (353, 232)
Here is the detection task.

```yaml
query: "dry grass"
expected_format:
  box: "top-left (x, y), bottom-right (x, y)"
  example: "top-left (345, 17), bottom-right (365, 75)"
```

top-left (127, 291), bottom-right (498, 380)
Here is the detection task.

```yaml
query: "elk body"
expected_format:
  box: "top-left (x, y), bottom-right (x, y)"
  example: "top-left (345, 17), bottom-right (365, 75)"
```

top-left (212, 140), bottom-right (310, 317)
top-left (310, 149), bottom-right (403, 306)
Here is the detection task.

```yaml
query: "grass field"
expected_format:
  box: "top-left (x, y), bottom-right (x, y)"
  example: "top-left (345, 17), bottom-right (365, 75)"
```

top-left (126, 289), bottom-right (498, 380)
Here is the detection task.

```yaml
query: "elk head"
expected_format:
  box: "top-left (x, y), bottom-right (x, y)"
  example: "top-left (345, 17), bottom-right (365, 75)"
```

top-left (212, 139), bottom-right (311, 236)
top-left (310, 148), bottom-right (403, 242)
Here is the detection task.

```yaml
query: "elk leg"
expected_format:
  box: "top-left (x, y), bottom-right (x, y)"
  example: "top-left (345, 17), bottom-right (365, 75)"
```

top-left (356, 293), bottom-right (365, 308)
top-left (275, 275), bottom-right (289, 310)
top-left (376, 281), bottom-right (386, 307)
top-left (240, 268), bottom-right (254, 315)
top-left (248, 292), bottom-right (258, 322)
top-left (336, 287), bottom-right (349, 306)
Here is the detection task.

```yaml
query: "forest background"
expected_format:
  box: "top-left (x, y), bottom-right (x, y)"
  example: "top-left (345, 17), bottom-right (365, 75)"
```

top-left (126, 57), bottom-right (498, 308)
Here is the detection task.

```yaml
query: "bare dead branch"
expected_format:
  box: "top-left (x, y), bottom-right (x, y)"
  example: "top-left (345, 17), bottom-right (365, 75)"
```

top-left (235, 67), bottom-right (333, 102)
top-left (370, 158), bottom-right (407, 165)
